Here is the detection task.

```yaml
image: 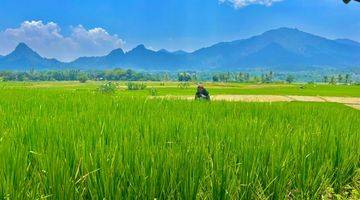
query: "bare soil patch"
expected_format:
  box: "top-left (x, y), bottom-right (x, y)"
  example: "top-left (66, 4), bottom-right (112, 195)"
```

top-left (321, 97), bottom-right (360, 104)
top-left (346, 104), bottom-right (360, 110)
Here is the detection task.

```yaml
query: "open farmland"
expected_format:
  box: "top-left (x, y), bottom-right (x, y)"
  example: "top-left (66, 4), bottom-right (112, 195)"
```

top-left (1, 81), bottom-right (360, 97)
top-left (0, 82), bottom-right (359, 199)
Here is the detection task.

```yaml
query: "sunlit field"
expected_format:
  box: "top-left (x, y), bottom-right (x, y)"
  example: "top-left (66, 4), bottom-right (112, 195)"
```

top-left (1, 81), bottom-right (360, 97)
top-left (0, 82), bottom-right (359, 199)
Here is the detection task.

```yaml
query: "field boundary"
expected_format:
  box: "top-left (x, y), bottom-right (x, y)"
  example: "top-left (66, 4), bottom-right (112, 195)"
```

top-left (155, 95), bottom-right (360, 110)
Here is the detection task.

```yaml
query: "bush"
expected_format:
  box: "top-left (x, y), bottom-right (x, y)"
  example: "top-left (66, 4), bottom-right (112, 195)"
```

top-left (98, 82), bottom-right (117, 94)
top-left (149, 88), bottom-right (158, 96)
top-left (78, 74), bottom-right (88, 83)
top-left (178, 82), bottom-right (190, 89)
top-left (127, 82), bottom-right (147, 90)
top-left (285, 75), bottom-right (295, 83)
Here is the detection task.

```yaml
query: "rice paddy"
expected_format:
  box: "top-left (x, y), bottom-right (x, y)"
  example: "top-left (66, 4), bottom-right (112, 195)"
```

top-left (0, 82), bottom-right (359, 199)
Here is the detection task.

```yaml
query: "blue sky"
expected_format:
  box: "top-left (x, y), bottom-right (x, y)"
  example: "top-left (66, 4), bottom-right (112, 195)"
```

top-left (0, 0), bottom-right (359, 61)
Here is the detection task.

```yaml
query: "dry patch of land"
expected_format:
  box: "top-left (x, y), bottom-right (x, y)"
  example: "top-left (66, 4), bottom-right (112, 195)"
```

top-left (346, 104), bottom-right (360, 110)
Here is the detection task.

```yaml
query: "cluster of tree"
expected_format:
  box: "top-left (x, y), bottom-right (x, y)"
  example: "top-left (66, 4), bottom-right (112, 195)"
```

top-left (261, 71), bottom-right (275, 83)
top-left (177, 72), bottom-right (197, 82)
top-left (323, 74), bottom-right (352, 84)
top-left (211, 72), bottom-right (279, 83)
top-left (0, 69), bottom-right (357, 84)
top-left (0, 69), bottom-right (163, 82)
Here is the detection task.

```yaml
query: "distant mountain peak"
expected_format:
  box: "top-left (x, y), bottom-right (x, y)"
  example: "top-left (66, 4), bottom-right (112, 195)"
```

top-left (16, 42), bottom-right (29, 48)
top-left (134, 44), bottom-right (146, 50)
top-left (128, 44), bottom-right (153, 54)
top-left (0, 42), bottom-right (62, 70)
top-left (173, 50), bottom-right (188, 55)
top-left (108, 48), bottom-right (125, 56)
top-left (273, 27), bottom-right (299, 31)
top-left (1, 28), bottom-right (360, 71)
top-left (14, 42), bottom-right (35, 53)
top-left (158, 49), bottom-right (170, 53)
top-left (261, 27), bottom-right (305, 36)
top-left (8, 42), bottom-right (41, 58)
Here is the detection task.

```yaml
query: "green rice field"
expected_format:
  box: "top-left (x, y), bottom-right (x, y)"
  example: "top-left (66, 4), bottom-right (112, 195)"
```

top-left (0, 82), bottom-right (359, 199)
top-left (1, 81), bottom-right (360, 97)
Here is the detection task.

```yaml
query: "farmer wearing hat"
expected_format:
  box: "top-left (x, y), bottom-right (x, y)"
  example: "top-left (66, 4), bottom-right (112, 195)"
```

top-left (195, 84), bottom-right (210, 100)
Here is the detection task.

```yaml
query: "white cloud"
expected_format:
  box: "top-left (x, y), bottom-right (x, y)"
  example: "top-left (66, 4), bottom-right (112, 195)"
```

top-left (219, 0), bottom-right (283, 9)
top-left (0, 20), bottom-right (125, 61)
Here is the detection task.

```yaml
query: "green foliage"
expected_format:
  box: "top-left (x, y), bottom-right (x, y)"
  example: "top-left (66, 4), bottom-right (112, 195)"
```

top-left (286, 74), bottom-right (295, 83)
top-left (0, 70), bottom-right (359, 84)
top-left (330, 76), bottom-right (338, 85)
top-left (178, 82), bottom-right (190, 89)
top-left (323, 74), bottom-right (353, 85)
top-left (212, 74), bottom-right (220, 82)
top-left (0, 69), bottom-right (161, 82)
top-left (345, 74), bottom-right (352, 84)
top-left (212, 73), bottom-right (232, 82)
top-left (126, 82), bottom-right (147, 90)
top-left (149, 88), bottom-right (158, 96)
top-left (235, 72), bottom-right (250, 83)
top-left (261, 71), bottom-right (275, 83)
top-left (178, 72), bottom-right (192, 82)
top-left (98, 82), bottom-right (117, 93)
top-left (78, 74), bottom-right (88, 83)
top-left (323, 75), bottom-right (329, 83)
top-left (0, 87), bottom-right (359, 199)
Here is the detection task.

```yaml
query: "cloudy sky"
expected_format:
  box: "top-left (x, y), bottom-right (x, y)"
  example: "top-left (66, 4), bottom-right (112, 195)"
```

top-left (0, 0), bottom-right (359, 61)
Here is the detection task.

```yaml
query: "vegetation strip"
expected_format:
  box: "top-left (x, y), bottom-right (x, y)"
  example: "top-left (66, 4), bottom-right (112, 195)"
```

top-left (156, 95), bottom-right (360, 110)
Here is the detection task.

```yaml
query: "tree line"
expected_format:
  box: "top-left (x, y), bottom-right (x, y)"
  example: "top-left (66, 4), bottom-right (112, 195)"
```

top-left (323, 74), bottom-right (352, 84)
top-left (0, 69), bottom-right (164, 82)
top-left (179, 71), bottom-right (291, 83)
top-left (0, 69), bottom-right (357, 84)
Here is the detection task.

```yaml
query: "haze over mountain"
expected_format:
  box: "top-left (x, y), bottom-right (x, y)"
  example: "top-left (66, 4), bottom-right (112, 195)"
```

top-left (0, 43), bottom-right (63, 70)
top-left (0, 28), bottom-right (360, 71)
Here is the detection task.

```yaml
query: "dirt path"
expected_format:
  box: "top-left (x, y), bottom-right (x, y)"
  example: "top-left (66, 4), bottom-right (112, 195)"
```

top-left (155, 95), bottom-right (360, 110)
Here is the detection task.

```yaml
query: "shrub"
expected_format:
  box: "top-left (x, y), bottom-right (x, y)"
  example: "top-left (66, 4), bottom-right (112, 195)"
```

top-left (126, 82), bottom-right (147, 90)
top-left (178, 82), bottom-right (190, 89)
top-left (286, 75), bottom-right (295, 83)
top-left (98, 82), bottom-right (117, 94)
top-left (78, 74), bottom-right (88, 83)
top-left (149, 88), bottom-right (158, 96)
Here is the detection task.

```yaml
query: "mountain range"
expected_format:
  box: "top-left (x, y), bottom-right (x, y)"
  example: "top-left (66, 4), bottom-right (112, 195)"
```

top-left (0, 27), bottom-right (360, 71)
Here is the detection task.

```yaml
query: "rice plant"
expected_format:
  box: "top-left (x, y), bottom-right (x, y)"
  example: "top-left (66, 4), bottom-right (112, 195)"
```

top-left (0, 87), bottom-right (359, 199)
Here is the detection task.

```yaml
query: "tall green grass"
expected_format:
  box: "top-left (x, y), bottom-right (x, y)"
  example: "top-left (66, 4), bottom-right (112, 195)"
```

top-left (1, 81), bottom-right (360, 97)
top-left (0, 88), bottom-right (359, 199)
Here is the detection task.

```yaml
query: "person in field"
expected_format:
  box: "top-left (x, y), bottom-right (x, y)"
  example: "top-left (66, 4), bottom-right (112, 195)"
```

top-left (195, 85), bottom-right (210, 100)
